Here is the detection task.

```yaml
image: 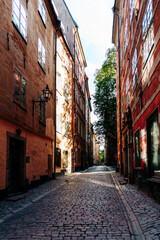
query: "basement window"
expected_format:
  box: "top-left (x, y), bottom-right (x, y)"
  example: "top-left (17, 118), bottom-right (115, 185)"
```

top-left (12, 0), bottom-right (27, 41)
top-left (142, 0), bottom-right (154, 65)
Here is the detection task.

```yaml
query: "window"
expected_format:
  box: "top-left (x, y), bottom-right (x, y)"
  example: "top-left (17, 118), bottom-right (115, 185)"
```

top-left (63, 151), bottom-right (68, 168)
top-left (65, 55), bottom-right (69, 72)
top-left (75, 86), bottom-right (77, 102)
top-left (13, 68), bottom-right (26, 108)
top-left (124, 19), bottom-right (128, 53)
top-left (65, 121), bottom-right (69, 137)
top-left (130, 0), bottom-right (134, 23)
top-left (122, 93), bottom-right (124, 118)
top-left (135, 129), bottom-right (141, 167)
top-left (38, 37), bottom-right (45, 70)
top-left (57, 38), bottom-right (62, 57)
top-left (132, 48), bottom-right (138, 88)
top-left (121, 47), bottom-right (123, 72)
top-left (12, 0), bottom-right (27, 40)
top-left (38, 0), bottom-right (46, 24)
top-left (39, 95), bottom-right (45, 124)
top-left (142, 0), bottom-right (154, 65)
top-left (65, 84), bottom-right (69, 103)
top-left (56, 148), bottom-right (61, 167)
top-left (126, 76), bottom-right (129, 107)
top-left (57, 72), bottom-right (62, 94)
top-left (57, 114), bottom-right (62, 133)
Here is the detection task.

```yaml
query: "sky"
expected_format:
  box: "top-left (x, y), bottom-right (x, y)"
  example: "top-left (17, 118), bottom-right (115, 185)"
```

top-left (64, 0), bottom-right (115, 123)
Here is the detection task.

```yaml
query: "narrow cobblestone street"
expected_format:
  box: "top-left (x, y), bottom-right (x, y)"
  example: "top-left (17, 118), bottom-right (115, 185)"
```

top-left (0, 166), bottom-right (159, 240)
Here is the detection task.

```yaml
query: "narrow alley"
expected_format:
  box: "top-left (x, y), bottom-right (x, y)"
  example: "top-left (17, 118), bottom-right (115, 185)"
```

top-left (0, 166), bottom-right (159, 240)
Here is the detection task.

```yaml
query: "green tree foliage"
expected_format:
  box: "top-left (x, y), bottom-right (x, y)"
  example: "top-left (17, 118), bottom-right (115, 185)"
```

top-left (93, 47), bottom-right (117, 141)
top-left (101, 150), bottom-right (104, 163)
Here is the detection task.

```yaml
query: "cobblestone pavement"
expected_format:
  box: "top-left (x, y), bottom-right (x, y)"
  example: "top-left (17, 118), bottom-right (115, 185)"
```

top-left (0, 166), bottom-right (159, 240)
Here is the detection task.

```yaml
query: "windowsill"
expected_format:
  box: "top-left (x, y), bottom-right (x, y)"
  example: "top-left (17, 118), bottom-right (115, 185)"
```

top-left (38, 62), bottom-right (46, 74)
top-left (38, 10), bottom-right (46, 28)
top-left (13, 99), bottom-right (27, 112)
top-left (12, 21), bottom-right (27, 44)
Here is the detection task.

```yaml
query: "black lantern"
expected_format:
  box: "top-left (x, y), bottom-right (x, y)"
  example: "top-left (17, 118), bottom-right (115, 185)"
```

top-left (32, 84), bottom-right (52, 115)
top-left (42, 84), bottom-right (52, 102)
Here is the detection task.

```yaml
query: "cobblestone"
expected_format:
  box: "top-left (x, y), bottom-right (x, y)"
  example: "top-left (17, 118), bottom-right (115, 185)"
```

top-left (0, 167), bottom-right (159, 239)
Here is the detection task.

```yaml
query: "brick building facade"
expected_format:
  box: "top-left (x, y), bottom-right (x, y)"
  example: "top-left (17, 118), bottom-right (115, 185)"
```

top-left (0, 0), bottom-right (59, 196)
top-left (112, 0), bottom-right (160, 201)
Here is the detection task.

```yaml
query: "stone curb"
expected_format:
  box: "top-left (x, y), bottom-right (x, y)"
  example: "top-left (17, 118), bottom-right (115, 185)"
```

top-left (0, 173), bottom-right (80, 225)
top-left (111, 173), bottom-right (146, 240)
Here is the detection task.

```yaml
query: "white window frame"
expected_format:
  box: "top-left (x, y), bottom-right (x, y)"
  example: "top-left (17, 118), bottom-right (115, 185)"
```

top-left (126, 76), bottom-right (129, 107)
top-left (56, 72), bottom-right (62, 95)
top-left (124, 19), bottom-right (128, 53)
top-left (142, 0), bottom-right (154, 65)
top-left (130, 0), bottom-right (134, 23)
top-left (38, 0), bottom-right (46, 25)
top-left (12, 0), bottom-right (27, 41)
top-left (38, 37), bottom-right (45, 70)
top-left (132, 48), bottom-right (137, 88)
top-left (65, 55), bottom-right (69, 72)
top-left (57, 114), bottom-right (62, 134)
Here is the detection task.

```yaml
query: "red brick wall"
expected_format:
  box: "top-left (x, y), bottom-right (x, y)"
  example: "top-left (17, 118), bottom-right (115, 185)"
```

top-left (0, 0), bottom-right (57, 190)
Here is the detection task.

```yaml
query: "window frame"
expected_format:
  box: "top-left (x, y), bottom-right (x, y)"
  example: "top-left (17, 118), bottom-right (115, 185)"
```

top-left (38, 37), bottom-right (46, 71)
top-left (13, 67), bottom-right (27, 109)
top-left (132, 48), bottom-right (138, 89)
top-left (130, 0), bottom-right (134, 23)
top-left (124, 19), bottom-right (128, 53)
top-left (38, 0), bottom-right (46, 25)
top-left (65, 84), bottom-right (69, 103)
top-left (135, 129), bottom-right (141, 168)
top-left (142, 0), bottom-right (154, 66)
top-left (12, 0), bottom-right (27, 41)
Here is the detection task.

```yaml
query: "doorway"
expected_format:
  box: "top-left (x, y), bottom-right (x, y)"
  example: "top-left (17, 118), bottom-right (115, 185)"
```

top-left (7, 135), bottom-right (26, 193)
top-left (147, 109), bottom-right (160, 177)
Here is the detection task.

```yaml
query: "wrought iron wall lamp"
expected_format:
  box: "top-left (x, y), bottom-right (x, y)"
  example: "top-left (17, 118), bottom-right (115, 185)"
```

top-left (32, 84), bottom-right (52, 115)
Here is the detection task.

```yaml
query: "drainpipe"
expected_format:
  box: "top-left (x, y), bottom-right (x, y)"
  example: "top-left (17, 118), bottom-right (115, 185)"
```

top-left (72, 26), bottom-right (78, 173)
top-left (53, 21), bottom-right (61, 179)
top-left (112, 9), bottom-right (123, 174)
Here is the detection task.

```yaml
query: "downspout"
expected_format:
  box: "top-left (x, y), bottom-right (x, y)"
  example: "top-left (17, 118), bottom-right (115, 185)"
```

top-left (53, 21), bottom-right (61, 179)
top-left (72, 26), bottom-right (78, 173)
top-left (113, 10), bottom-right (123, 174)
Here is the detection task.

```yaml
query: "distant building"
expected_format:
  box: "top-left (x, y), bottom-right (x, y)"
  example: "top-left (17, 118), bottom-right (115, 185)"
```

top-left (112, 0), bottom-right (160, 201)
top-left (53, 0), bottom-right (87, 171)
top-left (93, 134), bottom-right (100, 165)
top-left (55, 30), bottom-right (73, 174)
top-left (85, 74), bottom-right (92, 167)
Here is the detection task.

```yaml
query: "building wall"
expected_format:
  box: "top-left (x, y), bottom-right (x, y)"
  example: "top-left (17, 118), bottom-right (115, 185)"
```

top-left (113, 0), bottom-right (160, 184)
top-left (56, 34), bottom-right (73, 174)
top-left (0, 0), bottom-right (57, 192)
